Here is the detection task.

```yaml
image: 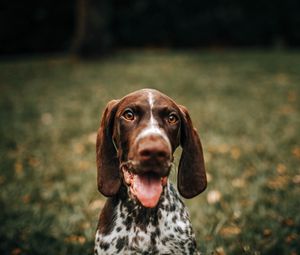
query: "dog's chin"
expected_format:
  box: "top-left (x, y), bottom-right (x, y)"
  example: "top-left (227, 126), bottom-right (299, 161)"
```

top-left (122, 167), bottom-right (168, 208)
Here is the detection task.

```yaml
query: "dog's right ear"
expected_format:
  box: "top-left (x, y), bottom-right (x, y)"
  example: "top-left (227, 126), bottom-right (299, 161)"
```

top-left (96, 100), bottom-right (121, 197)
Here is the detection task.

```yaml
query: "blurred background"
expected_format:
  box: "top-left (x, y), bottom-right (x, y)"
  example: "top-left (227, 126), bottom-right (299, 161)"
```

top-left (1, 0), bottom-right (300, 56)
top-left (0, 1), bottom-right (299, 255)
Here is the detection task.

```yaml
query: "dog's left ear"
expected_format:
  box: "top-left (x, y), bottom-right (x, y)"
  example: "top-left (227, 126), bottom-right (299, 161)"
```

top-left (178, 105), bottom-right (207, 198)
top-left (96, 100), bottom-right (121, 197)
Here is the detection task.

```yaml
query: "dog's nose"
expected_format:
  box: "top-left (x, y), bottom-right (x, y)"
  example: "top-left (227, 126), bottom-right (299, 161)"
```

top-left (138, 136), bottom-right (171, 163)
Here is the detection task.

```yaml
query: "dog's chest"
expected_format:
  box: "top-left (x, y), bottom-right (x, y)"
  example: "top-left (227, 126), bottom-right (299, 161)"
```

top-left (94, 184), bottom-right (199, 255)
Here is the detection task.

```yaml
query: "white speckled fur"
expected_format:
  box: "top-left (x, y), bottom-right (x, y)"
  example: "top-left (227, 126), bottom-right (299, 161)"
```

top-left (94, 182), bottom-right (200, 255)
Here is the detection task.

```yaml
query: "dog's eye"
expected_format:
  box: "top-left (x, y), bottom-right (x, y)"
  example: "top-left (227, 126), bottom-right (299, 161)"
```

top-left (168, 113), bottom-right (178, 124)
top-left (122, 109), bottom-right (135, 121)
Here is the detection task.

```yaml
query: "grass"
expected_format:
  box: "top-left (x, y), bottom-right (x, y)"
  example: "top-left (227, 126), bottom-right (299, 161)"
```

top-left (0, 50), bottom-right (299, 255)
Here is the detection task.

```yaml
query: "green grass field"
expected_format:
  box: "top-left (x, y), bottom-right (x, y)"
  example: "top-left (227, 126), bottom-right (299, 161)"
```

top-left (0, 50), bottom-right (299, 255)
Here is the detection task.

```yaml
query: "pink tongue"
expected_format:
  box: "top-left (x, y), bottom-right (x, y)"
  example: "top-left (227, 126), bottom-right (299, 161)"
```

top-left (132, 174), bottom-right (162, 208)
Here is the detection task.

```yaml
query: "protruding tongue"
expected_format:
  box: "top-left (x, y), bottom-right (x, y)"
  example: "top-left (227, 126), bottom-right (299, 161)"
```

top-left (132, 173), bottom-right (163, 208)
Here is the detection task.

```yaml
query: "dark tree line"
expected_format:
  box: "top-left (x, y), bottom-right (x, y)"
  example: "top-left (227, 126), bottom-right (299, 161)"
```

top-left (1, 0), bottom-right (300, 56)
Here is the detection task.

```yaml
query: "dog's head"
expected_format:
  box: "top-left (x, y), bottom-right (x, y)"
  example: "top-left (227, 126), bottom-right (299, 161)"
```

top-left (96, 89), bottom-right (207, 208)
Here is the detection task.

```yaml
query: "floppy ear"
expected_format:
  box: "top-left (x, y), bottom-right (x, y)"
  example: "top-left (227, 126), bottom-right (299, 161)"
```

top-left (178, 105), bottom-right (207, 198)
top-left (96, 100), bottom-right (121, 197)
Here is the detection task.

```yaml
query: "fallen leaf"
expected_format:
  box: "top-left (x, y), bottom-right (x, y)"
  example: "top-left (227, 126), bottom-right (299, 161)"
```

top-left (276, 163), bottom-right (287, 175)
top-left (285, 234), bottom-right (297, 244)
top-left (267, 176), bottom-right (289, 190)
top-left (22, 194), bottom-right (31, 204)
top-left (14, 162), bottom-right (23, 175)
top-left (78, 236), bottom-right (86, 244)
top-left (78, 160), bottom-right (90, 171)
top-left (88, 132), bottom-right (97, 144)
top-left (215, 246), bottom-right (226, 255)
top-left (243, 245), bottom-right (251, 252)
top-left (11, 248), bottom-right (22, 255)
top-left (263, 228), bottom-right (272, 237)
top-left (65, 235), bottom-right (86, 244)
top-left (73, 142), bottom-right (85, 155)
top-left (232, 178), bottom-right (245, 188)
top-left (204, 235), bottom-right (213, 241)
top-left (81, 222), bottom-right (91, 230)
top-left (207, 144), bottom-right (229, 154)
top-left (220, 226), bottom-right (241, 236)
top-left (233, 210), bottom-right (241, 219)
top-left (230, 147), bottom-right (241, 159)
top-left (206, 172), bottom-right (213, 183)
top-left (41, 113), bottom-right (53, 125)
top-left (278, 105), bottom-right (295, 115)
top-left (207, 190), bottom-right (222, 204)
top-left (292, 147), bottom-right (300, 159)
top-left (89, 199), bottom-right (105, 211)
top-left (292, 175), bottom-right (300, 184)
top-left (282, 218), bottom-right (295, 227)
top-left (218, 144), bottom-right (230, 154)
top-left (28, 157), bottom-right (40, 168)
top-left (240, 199), bottom-right (252, 207)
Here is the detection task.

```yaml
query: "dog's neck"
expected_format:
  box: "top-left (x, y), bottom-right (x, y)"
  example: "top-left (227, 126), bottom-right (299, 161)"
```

top-left (118, 182), bottom-right (168, 229)
top-left (96, 181), bottom-right (199, 254)
top-left (98, 181), bottom-right (177, 234)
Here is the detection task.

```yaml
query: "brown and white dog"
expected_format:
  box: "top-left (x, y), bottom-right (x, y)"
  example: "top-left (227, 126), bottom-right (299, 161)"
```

top-left (95, 89), bottom-right (207, 254)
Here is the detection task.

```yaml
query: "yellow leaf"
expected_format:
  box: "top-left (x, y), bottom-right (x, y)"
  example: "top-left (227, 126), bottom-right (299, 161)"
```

top-left (215, 246), bottom-right (226, 255)
top-left (73, 142), bottom-right (85, 155)
top-left (78, 160), bottom-right (90, 171)
top-left (220, 226), bottom-right (241, 236)
top-left (81, 222), bottom-right (91, 230)
top-left (292, 147), bottom-right (300, 159)
top-left (267, 176), bottom-right (288, 189)
top-left (14, 162), bottom-right (23, 175)
top-left (77, 236), bottom-right (86, 244)
top-left (230, 147), bottom-right (241, 159)
top-left (218, 144), bottom-right (230, 154)
top-left (276, 163), bottom-right (287, 175)
top-left (65, 235), bottom-right (86, 244)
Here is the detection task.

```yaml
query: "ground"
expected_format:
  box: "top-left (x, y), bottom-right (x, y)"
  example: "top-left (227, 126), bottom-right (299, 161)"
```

top-left (0, 50), bottom-right (299, 255)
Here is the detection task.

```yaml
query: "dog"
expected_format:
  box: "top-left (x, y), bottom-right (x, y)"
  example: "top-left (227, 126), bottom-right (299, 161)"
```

top-left (94, 89), bottom-right (207, 254)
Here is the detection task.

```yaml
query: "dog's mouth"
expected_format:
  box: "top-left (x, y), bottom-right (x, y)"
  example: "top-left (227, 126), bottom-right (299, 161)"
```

top-left (121, 163), bottom-right (168, 208)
